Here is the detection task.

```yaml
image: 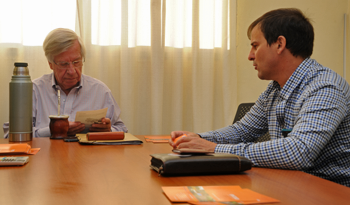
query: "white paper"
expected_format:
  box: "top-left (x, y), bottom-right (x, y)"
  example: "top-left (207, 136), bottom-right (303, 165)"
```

top-left (75, 108), bottom-right (108, 125)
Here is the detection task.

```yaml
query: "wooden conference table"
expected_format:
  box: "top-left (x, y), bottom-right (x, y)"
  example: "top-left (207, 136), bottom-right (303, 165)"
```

top-left (0, 136), bottom-right (349, 205)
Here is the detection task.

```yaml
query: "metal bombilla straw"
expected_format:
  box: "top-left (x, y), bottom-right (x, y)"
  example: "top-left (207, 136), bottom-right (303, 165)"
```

top-left (58, 89), bottom-right (60, 116)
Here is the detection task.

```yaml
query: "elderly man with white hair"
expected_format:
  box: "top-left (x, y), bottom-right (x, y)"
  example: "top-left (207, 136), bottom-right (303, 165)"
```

top-left (4, 28), bottom-right (127, 138)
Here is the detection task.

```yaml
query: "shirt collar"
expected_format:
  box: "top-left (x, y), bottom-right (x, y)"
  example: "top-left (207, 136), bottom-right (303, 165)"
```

top-left (274, 58), bottom-right (313, 100)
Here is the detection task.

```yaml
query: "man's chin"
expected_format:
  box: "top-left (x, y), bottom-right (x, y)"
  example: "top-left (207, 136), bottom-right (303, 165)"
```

top-left (257, 73), bottom-right (266, 80)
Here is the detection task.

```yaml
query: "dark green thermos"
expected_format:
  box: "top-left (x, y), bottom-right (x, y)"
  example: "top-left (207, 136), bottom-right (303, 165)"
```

top-left (9, 62), bottom-right (33, 141)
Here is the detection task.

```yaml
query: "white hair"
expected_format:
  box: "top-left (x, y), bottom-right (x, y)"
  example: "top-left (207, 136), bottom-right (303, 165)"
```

top-left (43, 28), bottom-right (85, 62)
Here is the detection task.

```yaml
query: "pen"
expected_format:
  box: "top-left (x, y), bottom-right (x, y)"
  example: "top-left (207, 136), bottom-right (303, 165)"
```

top-left (57, 90), bottom-right (60, 116)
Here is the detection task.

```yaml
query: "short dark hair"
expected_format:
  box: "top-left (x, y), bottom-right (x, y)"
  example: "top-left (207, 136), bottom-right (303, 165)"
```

top-left (247, 8), bottom-right (314, 59)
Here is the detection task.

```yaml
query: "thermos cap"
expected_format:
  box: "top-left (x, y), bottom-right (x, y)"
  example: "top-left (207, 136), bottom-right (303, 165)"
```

top-left (14, 62), bottom-right (28, 67)
top-left (13, 62), bottom-right (29, 76)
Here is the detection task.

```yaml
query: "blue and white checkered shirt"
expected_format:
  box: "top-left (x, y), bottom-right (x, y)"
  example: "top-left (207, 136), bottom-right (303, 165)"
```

top-left (200, 58), bottom-right (350, 187)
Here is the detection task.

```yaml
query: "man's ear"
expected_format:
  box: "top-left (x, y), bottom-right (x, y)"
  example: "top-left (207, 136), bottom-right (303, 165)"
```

top-left (49, 61), bottom-right (54, 70)
top-left (276, 36), bottom-right (286, 54)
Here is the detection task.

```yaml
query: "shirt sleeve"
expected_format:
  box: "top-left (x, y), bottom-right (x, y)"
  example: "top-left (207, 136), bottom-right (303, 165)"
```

top-left (3, 122), bottom-right (9, 138)
top-left (200, 90), bottom-right (270, 144)
top-left (105, 91), bottom-right (128, 133)
top-left (32, 84), bottom-right (52, 138)
top-left (200, 84), bottom-right (347, 170)
top-left (34, 127), bottom-right (51, 137)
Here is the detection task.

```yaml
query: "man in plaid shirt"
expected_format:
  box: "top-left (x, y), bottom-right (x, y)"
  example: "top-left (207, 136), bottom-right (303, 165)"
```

top-left (170, 8), bottom-right (350, 187)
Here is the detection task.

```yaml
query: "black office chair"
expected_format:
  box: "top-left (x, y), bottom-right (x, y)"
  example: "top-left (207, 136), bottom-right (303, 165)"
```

top-left (232, 103), bottom-right (255, 124)
top-left (233, 103), bottom-right (270, 142)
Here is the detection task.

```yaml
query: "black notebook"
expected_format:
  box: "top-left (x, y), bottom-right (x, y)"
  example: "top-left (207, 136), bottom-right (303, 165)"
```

top-left (150, 153), bottom-right (252, 176)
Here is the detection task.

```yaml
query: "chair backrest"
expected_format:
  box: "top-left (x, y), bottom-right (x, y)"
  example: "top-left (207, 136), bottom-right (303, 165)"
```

top-left (233, 103), bottom-right (255, 124)
top-left (233, 102), bottom-right (270, 142)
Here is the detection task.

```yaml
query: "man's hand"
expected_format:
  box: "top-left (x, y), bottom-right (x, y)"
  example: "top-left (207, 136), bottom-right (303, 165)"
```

top-left (169, 131), bottom-right (217, 152)
top-left (89, 117), bottom-right (111, 132)
top-left (67, 121), bottom-right (85, 136)
top-left (169, 131), bottom-right (200, 146)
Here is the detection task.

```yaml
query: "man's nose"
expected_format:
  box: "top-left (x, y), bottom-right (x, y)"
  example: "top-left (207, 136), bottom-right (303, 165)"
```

top-left (66, 64), bottom-right (76, 73)
top-left (248, 50), bottom-right (255, 61)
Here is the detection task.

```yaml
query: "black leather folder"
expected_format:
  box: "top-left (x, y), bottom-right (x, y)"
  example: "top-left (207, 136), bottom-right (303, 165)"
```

top-left (150, 153), bottom-right (252, 176)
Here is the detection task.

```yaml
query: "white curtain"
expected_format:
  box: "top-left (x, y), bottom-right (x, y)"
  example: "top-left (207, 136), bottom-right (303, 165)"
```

top-left (0, 0), bottom-right (237, 136)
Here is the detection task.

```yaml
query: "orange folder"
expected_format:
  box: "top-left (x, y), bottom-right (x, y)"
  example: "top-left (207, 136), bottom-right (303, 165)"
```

top-left (144, 136), bottom-right (171, 143)
top-left (162, 186), bottom-right (280, 204)
top-left (0, 144), bottom-right (40, 155)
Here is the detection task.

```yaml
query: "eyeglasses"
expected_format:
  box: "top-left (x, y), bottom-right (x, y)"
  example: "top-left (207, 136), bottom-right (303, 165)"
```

top-left (53, 59), bottom-right (84, 70)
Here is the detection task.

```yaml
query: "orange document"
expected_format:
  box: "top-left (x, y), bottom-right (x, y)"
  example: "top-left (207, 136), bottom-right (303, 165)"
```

top-left (0, 144), bottom-right (40, 155)
top-left (144, 136), bottom-right (171, 143)
top-left (162, 186), bottom-right (280, 204)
